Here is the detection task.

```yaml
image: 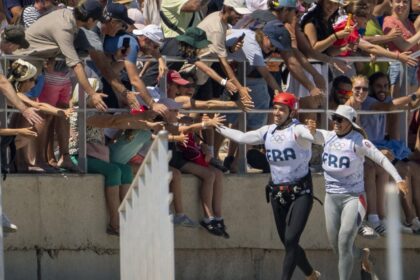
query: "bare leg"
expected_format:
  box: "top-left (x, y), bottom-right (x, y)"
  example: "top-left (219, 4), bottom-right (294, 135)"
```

top-left (375, 165), bottom-right (389, 219)
top-left (105, 186), bottom-right (120, 229)
top-left (120, 184), bottom-right (130, 202)
top-left (181, 162), bottom-right (215, 218)
top-left (407, 161), bottom-right (420, 218)
top-left (396, 162), bottom-right (416, 223)
top-left (364, 159), bottom-right (378, 216)
top-left (209, 165), bottom-right (223, 217)
top-left (169, 167), bottom-right (184, 214)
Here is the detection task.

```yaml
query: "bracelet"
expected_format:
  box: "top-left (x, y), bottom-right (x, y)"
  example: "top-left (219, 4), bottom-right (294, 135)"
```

top-left (220, 78), bottom-right (227, 87)
top-left (333, 32), bottom-right (338, 40)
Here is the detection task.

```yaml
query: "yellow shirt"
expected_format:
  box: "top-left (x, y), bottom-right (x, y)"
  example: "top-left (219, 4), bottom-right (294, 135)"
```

top-left (160, 0), bottom-right (200, 38)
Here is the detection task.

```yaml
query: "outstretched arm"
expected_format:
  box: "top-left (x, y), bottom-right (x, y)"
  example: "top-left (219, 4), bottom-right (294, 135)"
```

top-left (216, 125), bottom-right (269, 145)
top-left (356, 139), bottom-right (407, 194)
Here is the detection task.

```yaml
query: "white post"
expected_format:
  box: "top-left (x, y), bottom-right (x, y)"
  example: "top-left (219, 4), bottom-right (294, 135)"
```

top-left (386, 183), bottom-right (402, 280)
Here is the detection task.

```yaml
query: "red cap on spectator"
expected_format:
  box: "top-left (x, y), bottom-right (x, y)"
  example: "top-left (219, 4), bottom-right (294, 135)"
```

top-left (167, 70), bottom-right (190, 86)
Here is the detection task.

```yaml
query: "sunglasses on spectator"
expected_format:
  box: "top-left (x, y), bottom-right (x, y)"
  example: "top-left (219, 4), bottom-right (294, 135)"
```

top-left (331, 115), bottom-right (345, 123)
top-left (336, 89), bottom-right (353, 96)
top-left (354, 86), bottom-right (368, 92)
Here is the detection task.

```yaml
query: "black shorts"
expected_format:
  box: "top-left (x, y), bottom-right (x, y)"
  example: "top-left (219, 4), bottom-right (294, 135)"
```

top-left (169, 150), bottom-right (188, 169)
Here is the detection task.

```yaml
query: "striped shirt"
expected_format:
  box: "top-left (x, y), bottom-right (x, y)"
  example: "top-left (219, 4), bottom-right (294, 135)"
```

top-left (22, 6), bottom-right (40, 27)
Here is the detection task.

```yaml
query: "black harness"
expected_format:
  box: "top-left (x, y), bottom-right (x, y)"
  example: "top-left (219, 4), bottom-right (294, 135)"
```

top-left (265, 172), bottom-right (323, 205)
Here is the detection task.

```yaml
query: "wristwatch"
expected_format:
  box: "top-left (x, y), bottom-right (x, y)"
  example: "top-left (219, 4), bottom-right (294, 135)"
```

top-left (411, 94), bottom-right (417, 101)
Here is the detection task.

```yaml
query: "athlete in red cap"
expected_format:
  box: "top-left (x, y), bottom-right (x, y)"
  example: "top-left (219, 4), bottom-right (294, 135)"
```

top-left (215, 92), bottom-right (321, 280)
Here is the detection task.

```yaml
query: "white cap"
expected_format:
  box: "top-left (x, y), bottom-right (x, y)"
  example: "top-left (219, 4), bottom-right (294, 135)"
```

top-left (133, 24), bottom-right (164, 46)
top-left (128, 8), bottom-right (145, 24)
top-left (246, 0), bottom-right (268, 11)
top-left (331, 105), bottom-right (361, 130)
top-left (158, 98), bottom-right (183, 110)
top-left (224, 0), bottom-right (252, 14)
top-left (13, 59), bottom-right (37, 82)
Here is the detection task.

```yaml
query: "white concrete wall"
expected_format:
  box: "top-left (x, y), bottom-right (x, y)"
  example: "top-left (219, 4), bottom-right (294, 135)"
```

top-left (2, 174), bottom-right (420, 280)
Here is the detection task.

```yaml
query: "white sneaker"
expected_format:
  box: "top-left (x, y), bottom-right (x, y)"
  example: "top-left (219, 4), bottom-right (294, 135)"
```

top-left (358, 221), bottom-right (380, 239)
top-left (2, 214), bottom-right (17, 233)
top-left (371, 220), bottom-right (387, 236)
top-left (401, 223), bottom-right (414, 234)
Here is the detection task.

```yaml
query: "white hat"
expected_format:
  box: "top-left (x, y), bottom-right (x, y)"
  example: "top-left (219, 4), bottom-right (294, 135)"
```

top-left (127, 8), bottom-right (145, 24)
top-left (12, 59), bottom-right (37, 82)
top-left (133, 24), bottom-right (164, 46)
top-left (331, 105), bottom-right (361, 130)
top-left (158, 98), bottom-right (183, 110)
top-left (224, 0), bottom-right (252, 14)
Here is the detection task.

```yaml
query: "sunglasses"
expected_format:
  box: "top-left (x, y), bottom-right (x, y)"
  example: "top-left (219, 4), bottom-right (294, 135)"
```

top-left (354, 86), bottom-right (369, 92)
top-left (336, 89), bottom-right (353, 97)
top-left (331, 114), bottom-right (345, 123)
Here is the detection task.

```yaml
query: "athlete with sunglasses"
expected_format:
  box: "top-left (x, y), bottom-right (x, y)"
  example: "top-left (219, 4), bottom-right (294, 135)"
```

top-left (307, 105), bottom-right (408, 280)
top-left (216, 92), bottom-right (321, 280)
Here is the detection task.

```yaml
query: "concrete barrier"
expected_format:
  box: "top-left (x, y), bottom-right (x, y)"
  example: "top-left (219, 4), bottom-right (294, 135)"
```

top-left (2, 174), bottom-right (420, 279)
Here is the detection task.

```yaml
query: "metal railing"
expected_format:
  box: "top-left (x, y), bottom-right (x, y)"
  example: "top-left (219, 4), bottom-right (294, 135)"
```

top-left (118, 130), bottom-right (174, 280)
top-left (0, 54), bottom-right (418, 173)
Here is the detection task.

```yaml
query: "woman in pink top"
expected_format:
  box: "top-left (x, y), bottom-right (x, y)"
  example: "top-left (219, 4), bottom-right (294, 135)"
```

top-left (383, 0), bottom-right (420, 96)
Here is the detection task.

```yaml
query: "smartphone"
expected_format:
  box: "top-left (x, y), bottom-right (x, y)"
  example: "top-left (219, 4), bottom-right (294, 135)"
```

top-left (121, 37), bottom-right (130, 55)
top-left (130, 106), bottom-right (148, 115)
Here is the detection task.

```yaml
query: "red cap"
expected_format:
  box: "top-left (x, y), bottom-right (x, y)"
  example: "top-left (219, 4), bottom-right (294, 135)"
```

top-left (167, 70), bottom-right (190, 86)
top-left (273, 92), bottom-right (297, 110)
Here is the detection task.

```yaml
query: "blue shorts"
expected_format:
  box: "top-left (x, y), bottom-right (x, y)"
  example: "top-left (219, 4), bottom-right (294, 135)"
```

top-left (225, 78), bottom-right (270, 129)
top-left (388, 62), bottom-right (418, 87)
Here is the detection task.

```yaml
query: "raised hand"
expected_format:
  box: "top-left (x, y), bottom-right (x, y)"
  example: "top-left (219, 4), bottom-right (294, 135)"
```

top-left (330, 57), bottom-right (352, 74)
top-left (18, 127), bottom-right (38, 138)
top-left (89, 92), bottom-right (108, 112)
top-left (236, 97), bottom-right (254, 112)
top-left (203, 113), bottom-right (226, 128)
top-left (398, 51), bottom-right (418, 67)
top-left (225, 80), bottom-right (238, 95)
top-left (22, 107), bottom-right (43, 125)
top-left (305, 119), bottom-right (317, 135)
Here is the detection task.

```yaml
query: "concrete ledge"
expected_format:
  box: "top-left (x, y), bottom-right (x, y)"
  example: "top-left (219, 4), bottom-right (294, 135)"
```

top-left (3, 174), bottom-right (420, 279)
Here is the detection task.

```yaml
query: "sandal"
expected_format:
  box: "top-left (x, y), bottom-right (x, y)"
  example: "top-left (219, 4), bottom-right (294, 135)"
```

top-left (106, 224), bottom-right (119, 236)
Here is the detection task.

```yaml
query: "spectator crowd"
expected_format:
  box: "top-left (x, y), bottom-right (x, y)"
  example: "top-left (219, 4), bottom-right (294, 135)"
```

top-left (0, 0), bottom-right (419, 248)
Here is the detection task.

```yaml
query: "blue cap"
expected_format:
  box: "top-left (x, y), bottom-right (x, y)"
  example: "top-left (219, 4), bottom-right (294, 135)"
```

top-left (263, 20), bottom-right (292, 51)
top-left (270, 0), bottom-right (296, 9)
top-left (80, 0), bottom-right (104, 21)
top-left (105, 2), bottom-right (134, 25)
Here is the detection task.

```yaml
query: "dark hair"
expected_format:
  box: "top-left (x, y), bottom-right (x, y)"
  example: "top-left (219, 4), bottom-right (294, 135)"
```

top-left (332, 75), bottom-right (352, 89)
top-left (344, 0), bottom-right (369, 18)
top-left (73, 5), bottom-right (90, 22)
top-left (330, 75), bottom-right (352, 105)
top-left (368, 71), bottom-right (390, 97)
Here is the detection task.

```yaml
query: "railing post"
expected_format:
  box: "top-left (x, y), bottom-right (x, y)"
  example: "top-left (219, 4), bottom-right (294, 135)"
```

top-left (77, 84), bottom-right (87, 173)
top-left (158, 56), bottom-right (167, 98)
top-left (386, 183), bottom-right (402, 280)
top-left (237, 60), bottom-right (247, 174)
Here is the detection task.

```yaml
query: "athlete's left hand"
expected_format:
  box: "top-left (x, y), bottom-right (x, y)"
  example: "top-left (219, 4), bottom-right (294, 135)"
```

top-left (397, 180), bottom-right (408, 196)
top-left (305, 119), bottom-right (317, 135)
